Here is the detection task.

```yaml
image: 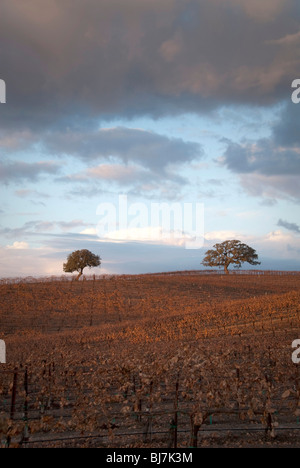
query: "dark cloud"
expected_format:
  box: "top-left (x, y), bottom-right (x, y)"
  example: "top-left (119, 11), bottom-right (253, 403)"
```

top-left (259, 198), bottom-right (278, 207)
top-left (273, 101), bottom-right (300, 148)
top-left (220, 99), bottom-right (300, 202)
top-left (45, 126), bottom-right (202, 173)
top-left (221, 138), bottom-right (300, 176)
top-left (0, 0), bottom-right (299, 133)
top-left (0, 127), bottom-right (200, 192)
top-left (0, 0), bottom-right (299, 208)
top-left (278, 219), bottom-right (300, 234)
top-left (0, 160), bottom-right (61, 184)
top-left (48, 127), bottom-right (198, 197)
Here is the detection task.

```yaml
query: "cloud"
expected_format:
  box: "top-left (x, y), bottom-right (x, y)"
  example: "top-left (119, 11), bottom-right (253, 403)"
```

top-left (14, 189), bottom-right (51, 207)
top-left (278, 219), bottom-right (300, 234)
top-left (58, 162), bottom-right (189, 196)
top-left (46, 127), bottom-right (202, 173)
top-left (0, 219), bottom-right (93, 238)
top-left (1, 226), bottom-right (299, 279)
top-left (159, 32), bottom-right (184, 62)
top-left (239, 173), bottom-right (300, 203)
top-left (6, 241), bottom-right (29, 250)
top-left (228, 0), bottom-right (288, 22)
top-left (0, 245), bottom-right (64, 277)
top-left (0, 221), bottom-right (56, 238)
top-left (0, 129), bottom-right (36, 152)
top-left (57, 220), bottom-right (91, 232)
top-left (221, 139), bottom-right (300, 176)
top-left (203, 229), bottom-right (300, 267)
top-left (15, 189), bottom-right (50, 199)
top-left (272, 102), bottom-right (300, 148)
top-left (204, 231), bottom-right (241, 242)
top-left (220, 101), bottom-right (300, 202)
top-left (264, 230), bottom-right (292, 243)
top-left (0, 0), bottom-right (298, 205)
top-left (0, 0), bottom-right (299, 277)
top-left (59, 163), bottom-right (152, 186)
top-left (51, 127), bottom-right (198, 194)
top-left (80, 228), bottom-right (98, 236)
top-left (0, 160), bottom-right (61, 184)
top-left (268, 29), bottom-right (300, 46)
top-left (95, 225), bottom-right (196, 247)
top-left (0, 0), bottom-right (299, 136)
top-left (0, 235), bottom-right (203, 278)
top-left (256, 230), bottom-right (300, 264)
top-left (86, 164), bottom-right (148, 183)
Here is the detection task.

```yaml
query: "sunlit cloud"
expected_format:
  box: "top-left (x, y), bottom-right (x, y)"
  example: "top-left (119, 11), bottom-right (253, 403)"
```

top-left (6, 241), bottom-right (29, 250)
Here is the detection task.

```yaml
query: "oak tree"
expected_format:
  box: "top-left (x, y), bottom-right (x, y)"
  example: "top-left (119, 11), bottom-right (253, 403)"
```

top-left (63, 249), bottom-right (101, 280)
top-left (202, 240), bottom-right (260, 274)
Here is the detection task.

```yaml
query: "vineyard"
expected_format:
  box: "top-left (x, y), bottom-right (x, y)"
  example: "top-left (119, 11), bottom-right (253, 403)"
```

top-left (0, 272), bottom-right (300, 448)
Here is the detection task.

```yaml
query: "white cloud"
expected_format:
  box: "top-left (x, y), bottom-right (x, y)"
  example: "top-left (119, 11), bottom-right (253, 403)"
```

top-left (264, 230), bottom-right (292, 243)
top-left (100, 226), bottom-right (196, 247)
top-left (204, 231), bottom-right (240, 242)
top-left (6, 241), bottom-right (29, 250)
top-left (0, 245), bottom-right (63, 278)
top-left (80, 228), bottom-right (98, 236)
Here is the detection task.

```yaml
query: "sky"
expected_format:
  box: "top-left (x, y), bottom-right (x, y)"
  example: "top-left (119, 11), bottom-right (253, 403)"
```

top-left (0, 0), bottom-right (300, 277)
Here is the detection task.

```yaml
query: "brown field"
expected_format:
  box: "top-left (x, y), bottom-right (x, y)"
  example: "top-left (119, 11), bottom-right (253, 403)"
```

top-left (1, 271), bottom-right (300, 448)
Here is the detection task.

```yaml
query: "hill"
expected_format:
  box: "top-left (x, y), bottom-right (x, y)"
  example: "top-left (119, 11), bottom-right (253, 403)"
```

top-left (1, 272), bottom-right (300, 447)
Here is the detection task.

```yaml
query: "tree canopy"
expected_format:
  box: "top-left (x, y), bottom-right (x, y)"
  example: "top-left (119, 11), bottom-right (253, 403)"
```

top-left (202, 240), bottom-right (260, 274)
top-left (63, 249), bottom-right (101, 280)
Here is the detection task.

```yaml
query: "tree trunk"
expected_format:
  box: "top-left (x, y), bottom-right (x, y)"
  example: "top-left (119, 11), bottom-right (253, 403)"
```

top-left (224, 264), bottom-right (229, 275)
top-left (76, 271), bottom-right (83, 281)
